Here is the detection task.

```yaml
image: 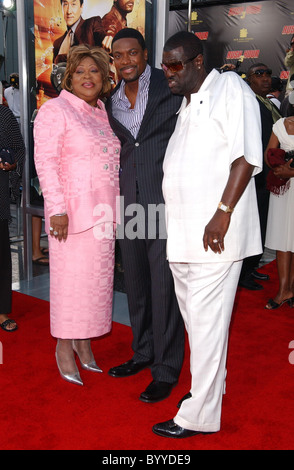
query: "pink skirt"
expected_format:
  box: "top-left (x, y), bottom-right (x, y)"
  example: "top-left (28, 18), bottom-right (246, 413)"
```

top-left (49, 224), bottom-right (115, 339)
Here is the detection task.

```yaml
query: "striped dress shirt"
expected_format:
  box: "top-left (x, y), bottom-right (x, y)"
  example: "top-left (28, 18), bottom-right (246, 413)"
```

top-left (111, 64), bottom-right (151, 138)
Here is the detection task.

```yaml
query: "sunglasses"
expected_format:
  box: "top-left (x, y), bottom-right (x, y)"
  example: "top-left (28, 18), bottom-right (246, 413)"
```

top-left (249, 68), bottom-right (272, 77)
top-left (161, 55), bottom-right (199, 74)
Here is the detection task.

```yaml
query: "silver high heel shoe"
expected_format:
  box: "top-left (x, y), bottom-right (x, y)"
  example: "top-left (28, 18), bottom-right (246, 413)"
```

top-left (55, 350), bottom-right (84, 386)
top-left (72, 340), bottom-right (103, 373)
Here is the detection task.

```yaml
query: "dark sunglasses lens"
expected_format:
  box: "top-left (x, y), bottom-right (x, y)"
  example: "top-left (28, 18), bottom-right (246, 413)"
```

top-left (161, 62), bottom-right (184, 73)
top-left (171, 63), bottom-right (184, 72)
top-left (255, 69), bottom-right (272, 76)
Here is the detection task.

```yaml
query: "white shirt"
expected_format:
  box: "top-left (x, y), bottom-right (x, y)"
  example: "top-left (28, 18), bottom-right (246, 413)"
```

top-left (162, 69), bottom-right (263, 263)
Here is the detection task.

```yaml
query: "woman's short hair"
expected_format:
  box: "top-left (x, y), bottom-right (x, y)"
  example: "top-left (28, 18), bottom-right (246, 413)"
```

top-left (62, 44), bottom-right (111, 97)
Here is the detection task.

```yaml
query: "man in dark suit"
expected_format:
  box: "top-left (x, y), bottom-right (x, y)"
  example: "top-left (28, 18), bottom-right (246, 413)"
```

top-left (239, 63), bottom-right (281, 290)
top-left (106, 28), bottom-right (185, 403)
top-left (53, 0), bottom-right (105, 64)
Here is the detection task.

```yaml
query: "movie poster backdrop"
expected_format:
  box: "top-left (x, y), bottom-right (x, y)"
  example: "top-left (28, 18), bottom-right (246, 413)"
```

top-left (168, 0), bottom-right (294, 80)
top-left (34, 0), bottom-right (146, 108)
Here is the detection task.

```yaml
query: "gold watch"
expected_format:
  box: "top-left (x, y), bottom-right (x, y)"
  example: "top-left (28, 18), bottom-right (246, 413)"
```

top-left (218, 202), bottom-right (234, 213)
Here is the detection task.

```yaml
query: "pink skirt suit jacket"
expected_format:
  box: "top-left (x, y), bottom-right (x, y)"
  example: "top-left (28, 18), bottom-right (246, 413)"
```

top-left (34, 90), bottom-right (120, 339)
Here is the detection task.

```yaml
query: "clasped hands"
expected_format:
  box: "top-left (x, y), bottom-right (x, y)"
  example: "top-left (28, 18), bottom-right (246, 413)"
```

top-left (49, 214), bottom-right (69, 241)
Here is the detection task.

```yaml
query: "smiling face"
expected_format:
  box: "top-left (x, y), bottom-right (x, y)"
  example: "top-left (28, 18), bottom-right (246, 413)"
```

top-left (62, 0), bottom-right (83, 27)
top-left (71, 56), bottom-right (103, 106)
top-left (112, 37), bottom-right (148, 83)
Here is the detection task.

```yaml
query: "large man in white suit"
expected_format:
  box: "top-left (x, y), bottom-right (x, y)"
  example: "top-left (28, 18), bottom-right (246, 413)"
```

top-left (152, 31), bottom-right (263, 438)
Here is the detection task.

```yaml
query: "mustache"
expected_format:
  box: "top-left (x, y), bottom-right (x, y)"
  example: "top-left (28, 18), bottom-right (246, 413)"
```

top-left (120, 65), bottom-right (137, 72)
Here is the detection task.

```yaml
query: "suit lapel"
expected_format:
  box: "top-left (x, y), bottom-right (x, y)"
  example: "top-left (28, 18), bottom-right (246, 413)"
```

top-left (73, 18), bottom-right (85, 44)
top-left (137, 70), bottom-right (162, 138)
top-left (107, 88), bottom-right (135, 141)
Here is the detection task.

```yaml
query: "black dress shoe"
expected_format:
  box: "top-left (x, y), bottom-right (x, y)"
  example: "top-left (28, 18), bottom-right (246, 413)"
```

top-left (252, 269), bottom-right (270, 281)
top-left (152, 419), bottom-right (203, 439)
top-left (177, 392), bottom-right (192, 408)
top-left (238, 277), bottom-right (263, 290)
top-left (140, 380), bottom-right (176, 403)
top-left (108, 359), bottom-right (153, 377)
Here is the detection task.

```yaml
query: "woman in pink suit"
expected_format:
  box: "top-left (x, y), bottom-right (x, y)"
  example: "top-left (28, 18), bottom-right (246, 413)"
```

top-left (34, 45), bottom-right (120, 386)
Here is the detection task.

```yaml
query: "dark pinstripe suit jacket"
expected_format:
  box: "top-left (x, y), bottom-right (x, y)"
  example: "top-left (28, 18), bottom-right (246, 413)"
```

top-left (106, 67), bottom-right (183, 213)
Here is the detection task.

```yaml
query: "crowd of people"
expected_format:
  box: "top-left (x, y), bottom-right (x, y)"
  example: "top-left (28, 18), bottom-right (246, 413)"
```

top-left (1, 15), bottom-right (294, 439)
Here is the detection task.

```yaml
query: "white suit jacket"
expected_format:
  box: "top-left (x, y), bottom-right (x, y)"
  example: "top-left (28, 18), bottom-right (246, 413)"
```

top-left (163, 69), bottom-right (263, 263)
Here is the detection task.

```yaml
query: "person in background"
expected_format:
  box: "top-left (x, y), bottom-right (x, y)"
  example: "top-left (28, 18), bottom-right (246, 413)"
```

top-left (32, 215), bottom-right (49, 266)
top-left (284, 34), bottom-right (294, 98)
top-left (106, 28), bottom-right (185, 404)
top-left (4, 74), bottom-right (48, 268)
top-left (4, 73), bottom-right (21, 125)
top-left (152, 30), bottom-right (262, 439)
top-left (281, 74), bottom-right (294, 118)
top-left (34, 45), bottom-right (120, 386)
top-left (267, 76), bottom-right (284, 110)
top-left (264, 95), bottom-right (294, 310)
top-left (0, 106), bottom-right (25, 332)
top-left (238, 63), bottom-right (281, 290)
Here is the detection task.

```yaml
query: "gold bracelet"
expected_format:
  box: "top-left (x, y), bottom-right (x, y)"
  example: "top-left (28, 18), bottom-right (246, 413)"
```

top-left (218, 202), bottom-right (234, 213)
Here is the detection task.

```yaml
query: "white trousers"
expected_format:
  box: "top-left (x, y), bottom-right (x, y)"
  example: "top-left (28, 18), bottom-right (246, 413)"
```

top-left (170, 260), bottom-right (242, 433)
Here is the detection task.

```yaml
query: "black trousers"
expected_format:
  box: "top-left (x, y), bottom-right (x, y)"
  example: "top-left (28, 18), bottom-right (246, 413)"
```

top-left (0, 219), bottom-right (12, 314)
top-left (119, 232), bottom-right (185, 384)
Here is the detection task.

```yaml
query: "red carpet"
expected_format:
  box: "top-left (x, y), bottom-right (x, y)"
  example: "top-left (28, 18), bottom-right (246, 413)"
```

top-left (1, 260), bottom-right (294, 450)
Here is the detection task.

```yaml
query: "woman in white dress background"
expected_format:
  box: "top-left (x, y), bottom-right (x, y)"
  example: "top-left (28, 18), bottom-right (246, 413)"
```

top-left (265, 96), bottom-right (294, 309)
